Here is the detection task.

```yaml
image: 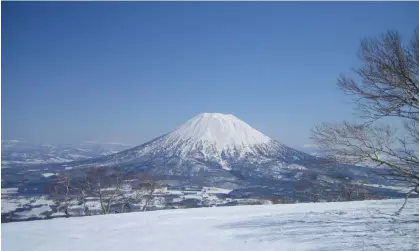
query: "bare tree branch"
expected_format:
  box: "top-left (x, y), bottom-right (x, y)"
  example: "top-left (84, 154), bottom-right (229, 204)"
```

top-left (85, 166), bottom-right (125, 215)
top-left (311, 27), bottom-right (419, 214)
top-left (337, 28), bottom-right (419, 123)
top-left (135, 173), bottom-right (161, 212)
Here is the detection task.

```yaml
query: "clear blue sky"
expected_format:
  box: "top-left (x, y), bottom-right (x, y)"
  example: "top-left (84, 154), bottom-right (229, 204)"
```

top-left (2, 2), bottom-right (418, 149)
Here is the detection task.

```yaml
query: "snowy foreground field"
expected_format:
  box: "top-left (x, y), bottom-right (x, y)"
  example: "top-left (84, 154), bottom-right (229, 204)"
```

top-left (2, 199), bottom-right (419, 251)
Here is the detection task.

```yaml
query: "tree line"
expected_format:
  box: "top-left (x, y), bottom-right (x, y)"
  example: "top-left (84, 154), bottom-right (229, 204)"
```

top-left (47, 166), bottom-right (161, 218)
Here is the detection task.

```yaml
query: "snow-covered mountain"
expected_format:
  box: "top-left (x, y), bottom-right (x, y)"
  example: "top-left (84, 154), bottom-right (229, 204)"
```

top-left (1, 141), bottom-right (132, 168)
top-left (1, 113), bottom-right (408, 217)
top-left (77, 113), bottom-right (307, 165)
top-left (68, 113), bottom-right (378, 189)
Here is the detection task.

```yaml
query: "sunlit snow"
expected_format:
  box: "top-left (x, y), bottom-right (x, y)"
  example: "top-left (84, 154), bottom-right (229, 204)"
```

top-left (2, 199), bottom-right (418, 251)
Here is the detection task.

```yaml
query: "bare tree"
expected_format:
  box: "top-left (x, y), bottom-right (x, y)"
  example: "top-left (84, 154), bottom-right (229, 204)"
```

top-left (115, 173), bottom-right (163, 213)
top-left (86, 166), bottom-right (125, 214)
top-left (334, 184), bottom-right (373, 202)
top-left (78, 188), bottom-right (89, 216)
top-left (311, 27), bottom-right (419, 213)
top-left (119, 187), bottom-right (146, 213)
top-left (303, 187), bottom-right (324, 203)
top-left (72, 171), bottom-right (92, 216)
top-left (50, 174), bottom-right (73, 218)
top-left (118, 189), bottom-right (133, 213)
top-left (136, 173), bottom-right (161, 212)
top-left (294, 179), bottom-right (325, 203)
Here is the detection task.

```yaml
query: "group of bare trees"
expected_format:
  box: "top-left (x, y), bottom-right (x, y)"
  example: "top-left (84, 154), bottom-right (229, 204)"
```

top-left (293, 178), bottom-right (375, 203)
top-left (311, 27), bottom-right (419, 213)
top-left (333, 184), bottom-right (376, 202)
top-left (48, 167), bottom-right (161, 218)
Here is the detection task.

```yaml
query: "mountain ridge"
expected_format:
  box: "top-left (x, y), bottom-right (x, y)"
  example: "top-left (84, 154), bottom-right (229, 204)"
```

top-left (61, 113), bottom-right (346, 189)
top-left (1, 141), bottom-right (133, 168)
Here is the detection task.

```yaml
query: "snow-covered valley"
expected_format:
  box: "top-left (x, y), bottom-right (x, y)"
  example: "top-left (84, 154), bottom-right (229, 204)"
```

top-left (2, 198), bottom-right (418, 251)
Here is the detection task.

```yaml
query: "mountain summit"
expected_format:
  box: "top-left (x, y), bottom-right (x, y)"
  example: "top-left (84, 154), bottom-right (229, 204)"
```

top-left (157, 113), bottom-right (275, 170)
top-left (168, 113), bottom-right (271, 151)
top-left (74, 113), bottom-right (318, 181)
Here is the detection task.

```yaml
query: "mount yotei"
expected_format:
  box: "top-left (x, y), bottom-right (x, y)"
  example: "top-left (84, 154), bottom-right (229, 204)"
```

top-left (2, 113), bottom-right (411, 222)
top-left (70, 113), bottom-right (315, 175)
top-left (58, 113), bottom-right (396, 192)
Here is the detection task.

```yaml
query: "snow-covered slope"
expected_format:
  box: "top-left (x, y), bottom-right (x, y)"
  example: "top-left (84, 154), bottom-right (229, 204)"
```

top-left (168, 113), bottom-right (271, 151)
top-left (71, 113), bottom-right (322, 183)
top-left (3, 198), bottom-right (418, 251)
top-left (134, 112), bottom-right (294, 170)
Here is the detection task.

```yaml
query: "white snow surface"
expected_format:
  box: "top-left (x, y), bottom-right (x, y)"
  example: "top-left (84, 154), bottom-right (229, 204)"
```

top-left (3, 198), bottom-right (418, 251)
top-left (42, 172), bottom-right (56, 178)
top-left (140, 113), bottom-right (277, 170)
top-left (167, 113), bottom-right (271, 151)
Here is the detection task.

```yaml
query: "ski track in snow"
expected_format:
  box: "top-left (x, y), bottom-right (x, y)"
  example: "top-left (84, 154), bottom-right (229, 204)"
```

top-left (2, 199), bottom-right (419, 251)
